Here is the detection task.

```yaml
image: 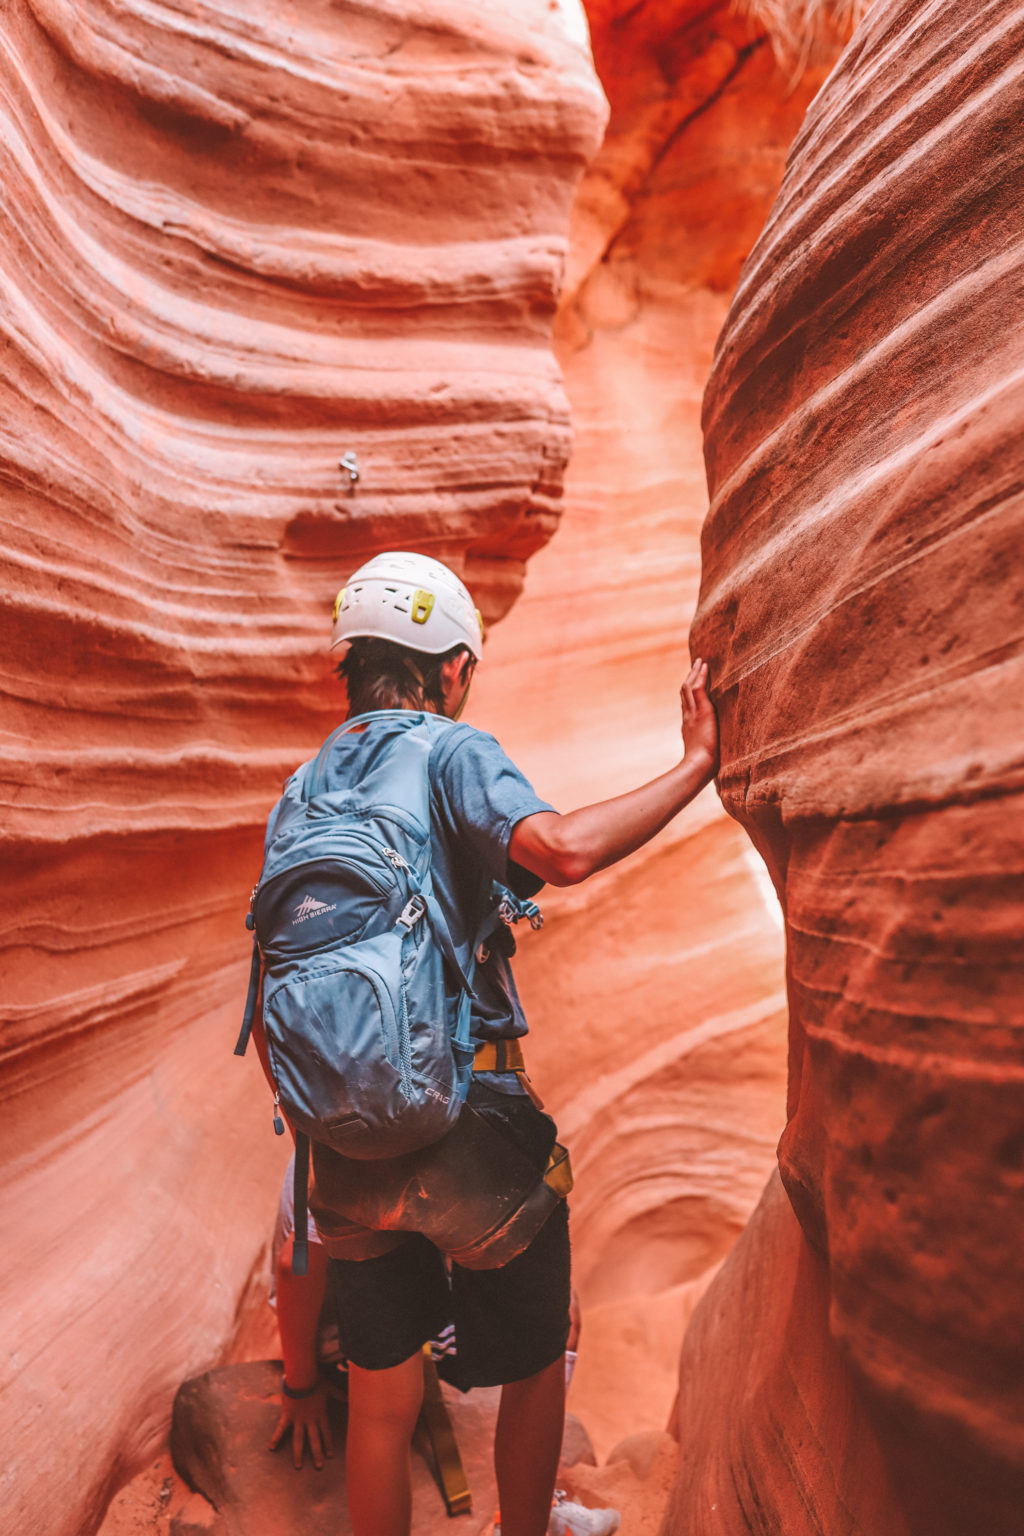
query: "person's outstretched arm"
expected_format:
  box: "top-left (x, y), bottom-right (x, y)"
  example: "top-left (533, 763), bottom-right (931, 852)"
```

top-left (508, 658), bottom-right (719, 887)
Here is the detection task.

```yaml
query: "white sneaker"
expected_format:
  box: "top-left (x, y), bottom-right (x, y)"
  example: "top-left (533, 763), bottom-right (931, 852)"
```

top-left (549, 1492), bottom-right (621, 1536)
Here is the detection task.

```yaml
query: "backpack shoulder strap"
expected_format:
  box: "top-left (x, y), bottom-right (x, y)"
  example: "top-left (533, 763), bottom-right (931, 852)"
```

top-left (292, 1132), bottom-right (311, 1277)
top-left (417, 716), bottom-right (479, 993)
top-left (304, 714), bottom-right (373, 798)
top-left (233, 925), bottom-right (262, 1057)
top-left (419, 718), bottom-right (479, 1096)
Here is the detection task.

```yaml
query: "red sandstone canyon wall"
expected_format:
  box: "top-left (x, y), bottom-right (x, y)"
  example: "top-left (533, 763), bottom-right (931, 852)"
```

top-left (0, 5), bottom-right (605, 1533)
top-left (671, 1), bottom-right (1024, 1531)
top-left (471, 0), bottom-right (842, 1455)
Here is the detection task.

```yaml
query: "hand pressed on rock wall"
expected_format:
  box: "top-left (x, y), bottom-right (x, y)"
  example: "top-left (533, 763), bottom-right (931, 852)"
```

top-left (509, 657), bottom-right (721, 887)
top-left (681, 657), bottom-right (719, 777)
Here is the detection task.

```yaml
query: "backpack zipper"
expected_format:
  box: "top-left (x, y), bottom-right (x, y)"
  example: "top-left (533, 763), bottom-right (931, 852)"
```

top-left (392, 897), bottom-right (425, 1099)
top-left (395, 966), bottom-right (413, 1099)
top-left (253, 850), bottom-right (394, 938)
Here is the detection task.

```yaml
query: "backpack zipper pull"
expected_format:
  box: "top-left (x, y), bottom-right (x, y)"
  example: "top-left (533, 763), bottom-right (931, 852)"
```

top-left (272, 1092), bottom-right (285, 1136)
top-left (383, 847), bottom-right (410, 871)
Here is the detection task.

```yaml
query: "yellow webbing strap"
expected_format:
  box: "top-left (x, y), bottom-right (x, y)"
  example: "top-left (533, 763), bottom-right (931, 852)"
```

top-left (473, 1042), bottom-right (573, 1199)
top-left (473, 1038), bottom-right (526, 1073)
top-left (474, 1037), bottom-right (547, 1108)
top-left (420, 1348), bottom-right (472, 1516)
top-left (544, 1142), bottom-right (573, 1199)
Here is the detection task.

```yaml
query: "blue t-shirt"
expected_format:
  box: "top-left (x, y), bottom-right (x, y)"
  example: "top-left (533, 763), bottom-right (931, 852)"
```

top-left (304, 711), bottom-right (553, 1044)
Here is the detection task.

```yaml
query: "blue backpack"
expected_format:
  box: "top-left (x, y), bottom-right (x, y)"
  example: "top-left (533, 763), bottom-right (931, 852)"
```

top-left (234, 711), bottom-right (517, 1270)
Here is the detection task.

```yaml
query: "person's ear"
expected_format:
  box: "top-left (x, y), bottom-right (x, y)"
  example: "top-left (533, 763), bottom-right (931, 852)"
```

top-left (439, 651), bottom-right (463, 688)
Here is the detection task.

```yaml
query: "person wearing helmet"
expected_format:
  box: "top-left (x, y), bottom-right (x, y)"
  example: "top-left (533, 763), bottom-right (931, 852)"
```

top-left (331, 550), bottom-right (484, 720)
top-left (261, 550), bottom-right (719, 1536)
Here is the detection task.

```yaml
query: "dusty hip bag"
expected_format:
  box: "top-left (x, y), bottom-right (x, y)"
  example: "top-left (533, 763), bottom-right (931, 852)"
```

top-left (308, 1045), bottom-right (572, 1269)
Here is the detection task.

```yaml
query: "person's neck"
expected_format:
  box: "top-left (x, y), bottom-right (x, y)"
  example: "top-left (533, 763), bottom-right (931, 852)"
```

top-left (346, 697), bottom-right (444, 719)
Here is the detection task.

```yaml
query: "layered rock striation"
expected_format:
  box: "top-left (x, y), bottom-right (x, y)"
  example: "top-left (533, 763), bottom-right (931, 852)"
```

top-left (674, 1), bottom-right (1024, 1530)
top-left (0, 5), bottom-right (605, 1533)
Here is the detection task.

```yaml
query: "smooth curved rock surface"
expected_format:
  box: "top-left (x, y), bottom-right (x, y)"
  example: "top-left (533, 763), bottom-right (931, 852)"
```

top-left (0, 5), bottom-right (605, 1534)
top-left (677, 1), bottom-right (1024, 1530)
top-left (672, 1171), bottom-right (907, 1535)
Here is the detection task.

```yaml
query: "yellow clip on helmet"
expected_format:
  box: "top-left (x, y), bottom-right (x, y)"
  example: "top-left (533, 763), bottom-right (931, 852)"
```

top-left (331, 551), bottom-right (484, 661)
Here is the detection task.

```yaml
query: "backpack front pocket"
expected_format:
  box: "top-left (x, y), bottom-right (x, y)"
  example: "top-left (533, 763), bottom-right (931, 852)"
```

top-left (264, 934), bottom-right (413, 1155)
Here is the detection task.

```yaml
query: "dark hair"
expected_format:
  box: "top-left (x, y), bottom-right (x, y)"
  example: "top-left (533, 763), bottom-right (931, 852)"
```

top-left (337, 637), bottom-right (471, 718)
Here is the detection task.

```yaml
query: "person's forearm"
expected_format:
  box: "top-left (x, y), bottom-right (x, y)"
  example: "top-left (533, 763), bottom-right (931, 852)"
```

top-left (276, 1236), bottom-right (329, 1390)
top-left (510, 748), bottom-right (716, 887)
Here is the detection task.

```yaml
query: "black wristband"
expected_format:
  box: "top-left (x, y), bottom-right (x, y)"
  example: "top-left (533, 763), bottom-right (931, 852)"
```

top-left (281, 1377), bottom-right (320, 1400)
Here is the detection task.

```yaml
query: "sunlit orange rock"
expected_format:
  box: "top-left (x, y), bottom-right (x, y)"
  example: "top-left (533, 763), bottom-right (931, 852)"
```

top-left (0, 4), bottom-right (604, 1532)
top-left (676, 1), bottom-right (1024, 1530)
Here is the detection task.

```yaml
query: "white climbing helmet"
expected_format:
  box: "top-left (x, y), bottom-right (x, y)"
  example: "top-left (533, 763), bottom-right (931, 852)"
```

top-left (331, 551), bottom-right (484, 660)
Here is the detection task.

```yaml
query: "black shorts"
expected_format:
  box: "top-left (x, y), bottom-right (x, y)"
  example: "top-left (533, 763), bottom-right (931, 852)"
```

top-left (326, 1081), bottom-right (572, 1390)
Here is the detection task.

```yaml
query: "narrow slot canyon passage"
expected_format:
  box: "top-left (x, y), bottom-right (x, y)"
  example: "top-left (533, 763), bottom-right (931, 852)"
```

top-left (2, 4), bottom-right (1021, 1536)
